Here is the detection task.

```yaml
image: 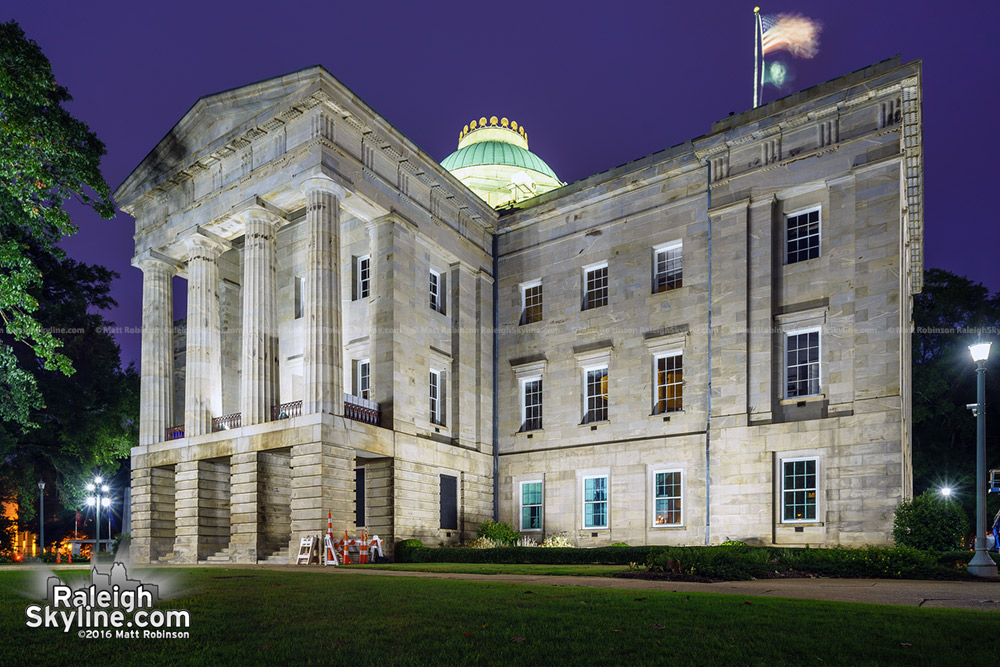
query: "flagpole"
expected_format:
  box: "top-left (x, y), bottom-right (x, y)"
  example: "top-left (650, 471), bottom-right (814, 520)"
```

top-left (753, 6), bottom-right (760, 108)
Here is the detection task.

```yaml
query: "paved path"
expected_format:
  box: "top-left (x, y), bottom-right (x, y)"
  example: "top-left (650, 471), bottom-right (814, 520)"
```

top-left (7, 563), bottom-right (999, 611)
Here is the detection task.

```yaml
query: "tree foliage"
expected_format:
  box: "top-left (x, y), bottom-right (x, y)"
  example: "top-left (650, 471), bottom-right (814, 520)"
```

top-left (0, 248), bottom-right (138, 518)
top-left (911, 268), bottom-right (1000, 526)
top-left (892, 491), bottom-right (968, 551)
top-left (0, 20), bottom-right (114, 429)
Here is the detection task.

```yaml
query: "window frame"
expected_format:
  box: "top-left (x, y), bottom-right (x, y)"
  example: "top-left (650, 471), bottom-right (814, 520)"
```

top-left (356, 255), bottom-right (370, 300)
top-left (355, 358), bottom-right (370, 400)
top-left (429, 268), bottom-right (443, 313)
top-left (652, 241), bottom-right (683, 294)
top-left (519, 480), bottom-right (543, 532)
top-left (652, 469), bottom-right (683, 527)
top-left (582, 475), bottom-right (609, 529)
top-left (520, 376), bottom-right (543, 432)
top-left (784, 206), bottom-right (822, 265)
top-left (784, 327), bottom-right (822, 399)
top-left (653, 350), bottom-right (683, 414)
top-left (520, 280), bottom-right (543, 325)
top-left (429, 368), bottom-right (443, 425)
top-left (582, 261), bottom-right (609, 311)
top-left (582, 365), bottom-right (609, 424)
top-left (780, 457), bottom-right (819, 523)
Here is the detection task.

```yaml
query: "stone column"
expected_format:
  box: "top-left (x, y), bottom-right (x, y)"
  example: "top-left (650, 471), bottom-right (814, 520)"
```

top-left (229, 452), bottom-right (262, 563)
top-left (301, 176), bottom-right (346, 415)
top-left (173, 459), bottom-right (231, 563)
top-left (368, 215), bottom-right (394, 426)
top-left (135, 255), bottom-right (175, 444)
top-left (238, 207), bottom-right (281, 425)
top-left (450, 262), bottom-right (477, 447)
top-left (183, 234), bottom-right (226, 436)
top-left (289, 442), bottom-right (355, 555)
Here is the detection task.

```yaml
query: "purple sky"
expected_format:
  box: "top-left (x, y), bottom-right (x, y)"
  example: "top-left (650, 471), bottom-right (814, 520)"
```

top-left (5, 1), bottom-right (999, 369)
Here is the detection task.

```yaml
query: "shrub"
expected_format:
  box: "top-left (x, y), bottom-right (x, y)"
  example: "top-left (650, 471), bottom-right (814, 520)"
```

top-left (647, 546), bottom-right (773, 580)
top-left (467, 537), bottom-right (500, 549)
top-left (394, 539), bottom-right (423, 562)
top-left (112, 533), bottom-right (131, 557)
top-left (539, 535), bottom-right (573, 548)
top-left (515, 536), bottom-right (538, 547)
top-left (476, 521), bottom-right (519, 546)
top-left (893, 491), bottom-right (968, 551)
top-left (610, 542), bottom-right (629, 547)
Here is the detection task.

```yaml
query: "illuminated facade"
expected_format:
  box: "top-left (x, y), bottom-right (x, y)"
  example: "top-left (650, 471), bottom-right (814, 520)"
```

top-left (119, 56), bottom-right (921, 562)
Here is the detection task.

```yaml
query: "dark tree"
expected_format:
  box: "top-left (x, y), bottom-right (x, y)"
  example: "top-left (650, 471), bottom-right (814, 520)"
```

top-left (0, 20), bottom-right (115, 429)
top-left (911, 268), bottom-right (1000, 525)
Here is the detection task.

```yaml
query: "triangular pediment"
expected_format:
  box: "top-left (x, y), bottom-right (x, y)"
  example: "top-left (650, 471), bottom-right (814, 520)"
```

top-left (114, 66), bottom-right (325, 208)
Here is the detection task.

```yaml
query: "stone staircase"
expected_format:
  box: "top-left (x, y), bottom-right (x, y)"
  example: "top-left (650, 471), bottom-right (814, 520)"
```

top-left (155, 552), bottom-right (175, 564)
top-left (202, 547), bottom-right (231, 564)
top-left (260, 545), bottom-right (290, 565)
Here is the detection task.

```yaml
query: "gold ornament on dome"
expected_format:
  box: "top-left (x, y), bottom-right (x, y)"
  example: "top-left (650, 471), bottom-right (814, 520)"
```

top-left (470, 120), bottom-right (477, 129)
top-left (490, 116), bottom-right (498, 126)
top-left (519, 127), bottom-right (525, 136)
top-left (479, 117), bottom-right (487, 127)
top-left (501, 117), bottom-right (509, 128)
top-left (511, 121), bottom-right (518, 131)
top-left (464, 124), bottom-right (469, 134)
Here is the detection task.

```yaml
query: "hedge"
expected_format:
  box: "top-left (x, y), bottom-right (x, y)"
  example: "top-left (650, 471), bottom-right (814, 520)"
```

top-left (394, 542), bottom-right (1000, 580)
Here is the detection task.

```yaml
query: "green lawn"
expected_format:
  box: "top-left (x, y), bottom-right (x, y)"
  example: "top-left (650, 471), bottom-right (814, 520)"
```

top-left (1, 568), bottom-right (995, 665)
top-left (350, 562), bottom-right (629, 576)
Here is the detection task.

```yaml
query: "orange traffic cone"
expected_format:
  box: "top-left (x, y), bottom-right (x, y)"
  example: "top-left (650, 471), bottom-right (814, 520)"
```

top-left (68, 551), bottom-right (72, 564)
top-left (56, 551), bottom-right (61, 564)
top-left (342, 530), bottom-right (352, 565)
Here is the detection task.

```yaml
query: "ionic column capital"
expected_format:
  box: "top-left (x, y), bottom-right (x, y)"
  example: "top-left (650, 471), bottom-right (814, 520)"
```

top-left (301, 175), bottom-right (347, 199)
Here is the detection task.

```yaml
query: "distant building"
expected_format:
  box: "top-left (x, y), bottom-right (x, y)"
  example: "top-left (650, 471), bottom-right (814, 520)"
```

top-left (116, 56), bottom-right (921, 563)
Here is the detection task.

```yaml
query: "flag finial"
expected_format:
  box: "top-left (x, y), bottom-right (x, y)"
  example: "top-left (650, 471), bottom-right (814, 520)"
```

top-left (754, 6), bottom-right (760, 12)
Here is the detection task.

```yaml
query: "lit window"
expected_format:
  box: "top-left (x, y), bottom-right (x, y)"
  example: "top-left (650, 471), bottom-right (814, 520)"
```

top-left (583, 367), bottom-right (608, 424)
top-left (583, 476), bottom-right (608, 528)
top-left (653, 471), bottom-right (682, 526)
top-left (521, 281), bottom-right (542, 325)
top-left (429, 269), bottom-right (443, 313)
top-left (654, 353), bottom-right (683, 414)
top-left (355, 359), bottom-right (370, 400)
top-left (785, 330), bottom-right (820, 398)
top-left (782, 458), bottom-right (817, 522)
top-left (356, 255), bottom-right (370, 300)
top-left (785, 208), bottom-right (820, 264)
top-left (653, 243), bottom-right (682, 293)
top-left (583, 263), bottom-right (608, 310)
top-left (520, 481), bottom-right (542, 531)
top-left (521, 377), bottom-right (542, 432)
top-left (429, 369), bottom-right (444, 425)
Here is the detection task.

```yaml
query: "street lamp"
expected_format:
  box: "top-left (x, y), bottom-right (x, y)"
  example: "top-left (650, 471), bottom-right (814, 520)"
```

top-left (967, 342), bottom-right (998, 577)
top-left (940, 487), bottom-right (952, 498)
top-left (37, 481), bottom-right (45, 557)
top-left (85, 476), bottom-right (111, 564)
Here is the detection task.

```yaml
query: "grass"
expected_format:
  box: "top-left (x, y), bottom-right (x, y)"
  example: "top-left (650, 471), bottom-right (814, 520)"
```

top-left (1, 568), bottom-right (996, 665)
top-left (350, 563), bottom-right (629, 576)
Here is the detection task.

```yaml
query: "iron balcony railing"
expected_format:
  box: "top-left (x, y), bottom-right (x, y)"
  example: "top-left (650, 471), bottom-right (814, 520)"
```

top-left (165, 425), bottom-right (184, 441)
top-left (272, 400), bottom-right (303, 421)
top-left (212, 413), bottom-right (242, 432)
top-left (344, 393), bottom-right (380, 426)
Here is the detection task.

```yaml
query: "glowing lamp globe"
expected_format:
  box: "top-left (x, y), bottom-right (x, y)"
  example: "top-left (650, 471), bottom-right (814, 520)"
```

top-left (969, 342), bottom-right (992, 362)
top-left (940, 487), bottom-right (952, 497)
top-left (86, 483), bottom-right (95, 492)
top-left (101, 497), bottom-right (110, 508)
top-left (86, 497), bottom-right (96, 507)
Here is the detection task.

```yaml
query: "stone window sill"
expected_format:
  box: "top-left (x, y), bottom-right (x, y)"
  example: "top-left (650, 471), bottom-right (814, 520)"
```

top-left (779, 394), bottom-right (825, 406)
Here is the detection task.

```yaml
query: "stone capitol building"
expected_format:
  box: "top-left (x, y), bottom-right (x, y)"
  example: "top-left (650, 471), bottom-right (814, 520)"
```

top-left (115, 56), bottom-right (922, 563)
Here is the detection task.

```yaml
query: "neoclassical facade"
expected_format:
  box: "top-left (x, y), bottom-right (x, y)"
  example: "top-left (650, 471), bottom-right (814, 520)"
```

top-left (117, 56), bottom-right (922, 563)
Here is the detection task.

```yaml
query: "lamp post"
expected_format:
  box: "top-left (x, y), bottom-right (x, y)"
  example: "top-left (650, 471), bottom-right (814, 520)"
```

top-left (85, 476), bottom-right (111, 564)
top-left (968, 342), bottom-right (998, 577)
top-left (37, 481), bottom-right (45, 557)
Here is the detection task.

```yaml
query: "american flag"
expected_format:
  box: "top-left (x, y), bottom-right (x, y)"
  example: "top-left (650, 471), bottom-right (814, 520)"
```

top-left (761, 13), bottom-right (821, 59)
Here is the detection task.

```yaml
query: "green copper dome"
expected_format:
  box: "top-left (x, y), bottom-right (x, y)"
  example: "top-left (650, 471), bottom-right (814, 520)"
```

top-left (442, 141), bottom-right (558, 181)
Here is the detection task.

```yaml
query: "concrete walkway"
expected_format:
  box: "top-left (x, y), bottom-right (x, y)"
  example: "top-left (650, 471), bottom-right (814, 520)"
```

top-left (7, 563), bottom-right (999, 611)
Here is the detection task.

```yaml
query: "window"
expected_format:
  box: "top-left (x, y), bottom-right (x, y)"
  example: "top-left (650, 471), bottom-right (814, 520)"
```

top-left (440, 474), bottom-right (457, 530)
top-left (583, 367), bottom-right (608, 423)
top-left (520, 281), bottom-right (542, 324)
top-left (520, 481), bottom-right (542, 531)
top-left (355, 468), bottom-right (366, 527)
top-left (355, 359), bottom-right (370, 400)
top-left (294, 276), bottom-right (303, 319)
top-left (785, 208), bottom-right (820, 264)
top-left (355, 255), bottom-right (370, 300)
top-left (653, 471), bottom-right (682, 526)
top-left (521, 377), bottom-right (542, 431)
top-left (429, 269), bottom-right (443, 313)
top-left (782, 458), bottom-right (817, 522)
top-left (653, 242), bottom-right (682, 293)
top-left (429, 369), bottom-right (443, 425)
top-left (583, 476), bottom-right (608, 528)
top-left (654, 353), bottom-right (683, 414)
top-left (583, 263), bottom-right (608, 310)
top-left (785, 330), bottom-right (820, 398)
